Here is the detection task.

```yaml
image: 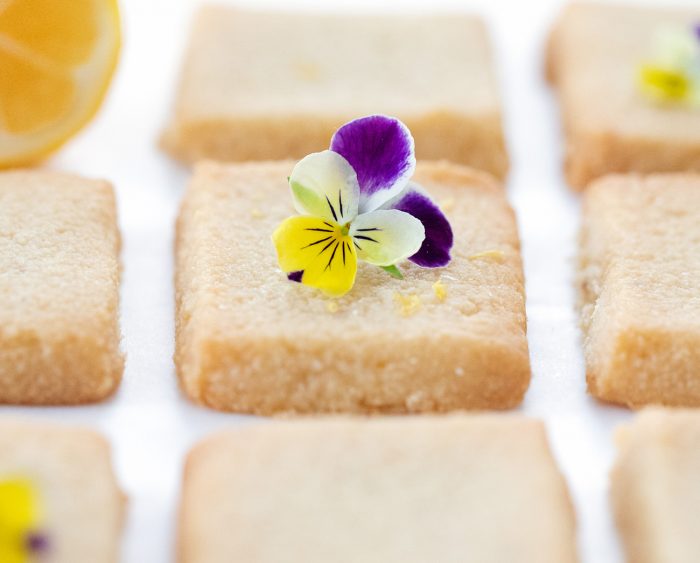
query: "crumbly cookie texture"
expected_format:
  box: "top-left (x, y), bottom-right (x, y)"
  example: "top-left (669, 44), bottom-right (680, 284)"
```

top-left (0, 419), bottom-right (125, 562)
top-left (175, 160), bottom-right (529, 414)
top-left (162, 6), bottom-right (508, 179)
top-left (179, 415), bottom-right (578, 563)
top-left (579, 173), bottom-right (700, 407)
top-left (612, 408), bottom-right (700, 563)
top-left (547, 2), bottom-right (700, 189)
top-left (0, 170), bottom-right (123, 404)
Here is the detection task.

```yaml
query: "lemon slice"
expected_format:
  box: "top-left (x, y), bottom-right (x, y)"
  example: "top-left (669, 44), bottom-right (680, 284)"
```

top-left (0, 0), bottom-right (120, 167)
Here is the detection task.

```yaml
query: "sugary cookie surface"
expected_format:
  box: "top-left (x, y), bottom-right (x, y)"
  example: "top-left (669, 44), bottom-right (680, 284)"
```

top-left (162, 7), bottom-right (508, 178)
top-left (548, 2), bottom-right (700, 188)
top-left (0, 171), bottom-right (123, 404)
top-left (579, 173), bottom-right (700, 407)
top-left (175, 160), bottom-right (529, 414)
top-left (180, 416), bottom-right (577, 563)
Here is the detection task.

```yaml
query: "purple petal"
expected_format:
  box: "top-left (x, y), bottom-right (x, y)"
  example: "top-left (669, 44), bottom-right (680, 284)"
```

top-left (386, 186), bottom-right (453, 268)
top-left (287, 270), bottom-right (303, 283)
top-left (26, 532), bottom-right (50, 553)
top-left (695, 23), bottom-right (700, 42)
top-left (330, 115), bottom-right (415, 212)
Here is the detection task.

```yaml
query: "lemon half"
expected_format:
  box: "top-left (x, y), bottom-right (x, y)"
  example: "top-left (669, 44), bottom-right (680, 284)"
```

top-left (0, 0), bottom-right (120, 167)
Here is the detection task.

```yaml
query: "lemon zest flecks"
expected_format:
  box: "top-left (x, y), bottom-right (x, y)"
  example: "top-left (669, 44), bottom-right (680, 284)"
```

top-left (250, 208), bottom-right (263, 219)
top-left (294, 61), bottom-right (321, 81)
top-left (394, 291), bottom-right (421, 317)
top-left (432, 278), bottom-right (447, 302)
top-left (469, 249), bottom-right (505, 262)
top-left (459, 299), bottom-right (479, 316)
top-left (325, 300), bottom-right (339, 314)
top-left (440, 198), bottom-right (455, 212)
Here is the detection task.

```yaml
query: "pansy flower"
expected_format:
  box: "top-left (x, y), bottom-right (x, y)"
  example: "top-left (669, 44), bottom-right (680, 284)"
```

top-left (639, 23), bottom-right (700, 105)
top-left (273, 115), bottom-right (453, 297)
top-left (0, 478), bottom-right (48, 563)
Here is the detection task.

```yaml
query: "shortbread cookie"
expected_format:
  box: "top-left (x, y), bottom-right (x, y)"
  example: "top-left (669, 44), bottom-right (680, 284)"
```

top-left (179, 415), bottom-right (577, 563)
top-left (579, 173), bottom-right (700, 407)
top-left (0, 419), bottom-right (124, 562)
top-left (547, 2), bottom-right (700, 189)
top-left (0, 171), bottom-right (123, 404)
top-left (161, 6), bottom-right (508, 179)
top-left (175, 161), bottom-right (529, 414)
top-left (612, 408), bottom-right (700, 563)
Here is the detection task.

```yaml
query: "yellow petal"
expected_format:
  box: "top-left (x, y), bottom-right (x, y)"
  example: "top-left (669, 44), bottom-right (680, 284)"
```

top-left (272, 216), bottom-right (357, 297)
top-left (0, 478), bottom-right (41, 563)
top-left (639, 64), bottom-right (692, 102)
top-left (0, 543), bottom-right (27, 563)
top-left (0, 479), bottom-right (39, 532)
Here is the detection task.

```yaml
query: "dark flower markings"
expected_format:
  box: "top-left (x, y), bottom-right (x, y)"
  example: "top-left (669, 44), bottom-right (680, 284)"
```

top-left (301, 235), bottom-right (332, 249)
top-left (301, 226), bottom-right (343, 272)
top-left (325, 242), bottom-right (340, 271)
top-left (300, 222), bottom-right (382, 272)
top-left (319, 239), bottom-right (335, 255)
top-left (325, 190), bottom-right (349, 224)
top-left (325, 195), bottom-right (338, 221)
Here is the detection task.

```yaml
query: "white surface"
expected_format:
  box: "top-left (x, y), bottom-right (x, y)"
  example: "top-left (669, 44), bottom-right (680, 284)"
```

top-left (7, 0), bottom-right (696, 560)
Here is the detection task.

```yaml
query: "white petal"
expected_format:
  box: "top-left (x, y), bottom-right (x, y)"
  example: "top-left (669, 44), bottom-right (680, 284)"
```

top-left (289, 151), bottom-right (359, 224)
top-left (350, 209), bottom-right (425, 267)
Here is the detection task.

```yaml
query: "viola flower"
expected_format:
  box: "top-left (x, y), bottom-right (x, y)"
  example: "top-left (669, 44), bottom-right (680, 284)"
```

top-left (639, 24), bottom-right (700, 105)
top-left (273, 115), bottom-right (453, 297)
top-left (0, 478), bottom-right (46, 563)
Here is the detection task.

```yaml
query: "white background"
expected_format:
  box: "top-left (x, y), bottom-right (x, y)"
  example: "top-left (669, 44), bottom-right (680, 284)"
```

top-left (6, 0), bottom-right (697, 561)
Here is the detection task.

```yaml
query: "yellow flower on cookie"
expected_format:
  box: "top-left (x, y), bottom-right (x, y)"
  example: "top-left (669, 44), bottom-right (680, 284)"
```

top-left (0, 478), bottom-right (47, 563)
top-left (639, 24), bottom-right (700, 105)
top-left (273, 150), bottom-right (425, 296)
top-left (273, 116), bottom-right (454, 297)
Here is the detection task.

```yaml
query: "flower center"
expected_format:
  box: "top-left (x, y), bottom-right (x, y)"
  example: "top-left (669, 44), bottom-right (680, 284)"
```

top-left (340, 222), bottom-right (351, 236)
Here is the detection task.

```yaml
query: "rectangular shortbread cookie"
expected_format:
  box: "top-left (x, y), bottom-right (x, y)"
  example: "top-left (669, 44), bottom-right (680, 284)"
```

top-left (547, 2), bottom-right (700, 189)
top-left (612, 408), bottom-right (700, 563)
top-left (161, 6), bottom-right (508, 179)
top-left (179, 416), bottom-right (578, 563)
top-left (0, 171), bottom-right (123, 404)
top-left (579, 174), bottom-right (700, 407)
top-left (175, 161), bottom-right (529, 414)
top-left (0, 419), bottom-right (124, 562)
